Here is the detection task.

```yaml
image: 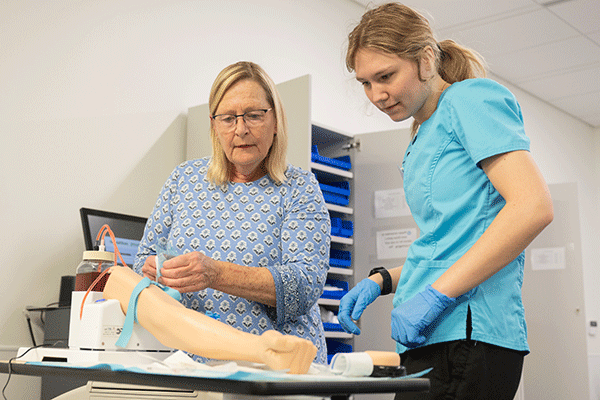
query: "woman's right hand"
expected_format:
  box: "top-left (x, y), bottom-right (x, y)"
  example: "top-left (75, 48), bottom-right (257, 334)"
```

top-left (141, 255), bottom-right (158, 280)
top-left (156, 251), bottom-right (220, 293)
top-left (337, 278), bottom-right (382, 335)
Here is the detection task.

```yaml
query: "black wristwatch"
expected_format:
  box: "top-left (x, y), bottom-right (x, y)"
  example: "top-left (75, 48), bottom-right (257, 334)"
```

top-left (368, 266), bottom-right (393, 296)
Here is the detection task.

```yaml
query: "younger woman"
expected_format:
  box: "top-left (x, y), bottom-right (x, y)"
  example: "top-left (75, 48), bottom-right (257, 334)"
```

top-left (338, 3), bottom-right (553, 399)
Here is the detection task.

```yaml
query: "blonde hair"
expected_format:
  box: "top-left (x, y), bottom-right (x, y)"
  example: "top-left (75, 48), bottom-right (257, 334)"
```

top-left (207, 61), bottom-right (288, 185)
top-left (346, 2), bottom-right (487, 134)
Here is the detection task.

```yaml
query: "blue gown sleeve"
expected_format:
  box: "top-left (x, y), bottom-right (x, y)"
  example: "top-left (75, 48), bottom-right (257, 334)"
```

top-left (266, 169), bottom-right (331, 326)
top-left (448, 79), bottom-right (530, 165)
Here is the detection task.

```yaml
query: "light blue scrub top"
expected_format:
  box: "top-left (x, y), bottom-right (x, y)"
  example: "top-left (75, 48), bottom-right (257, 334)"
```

top-left (394, 78), bottom-right (531, 354)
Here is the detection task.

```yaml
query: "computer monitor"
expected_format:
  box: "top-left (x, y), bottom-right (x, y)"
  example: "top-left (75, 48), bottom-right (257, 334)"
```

top-left (80, 207), bottom-right (148, 267)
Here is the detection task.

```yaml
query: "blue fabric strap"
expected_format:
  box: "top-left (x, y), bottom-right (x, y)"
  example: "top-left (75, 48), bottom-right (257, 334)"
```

top-left (115, 277), bottom-right (181, 348)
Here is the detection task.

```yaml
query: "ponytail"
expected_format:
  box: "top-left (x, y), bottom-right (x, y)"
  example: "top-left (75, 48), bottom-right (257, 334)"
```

top-left (438, 39), bottom-right (486, 83)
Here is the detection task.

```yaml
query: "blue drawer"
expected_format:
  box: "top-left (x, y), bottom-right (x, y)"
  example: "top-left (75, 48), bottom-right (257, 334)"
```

top-left (311, 145), bottom-right (351, 170)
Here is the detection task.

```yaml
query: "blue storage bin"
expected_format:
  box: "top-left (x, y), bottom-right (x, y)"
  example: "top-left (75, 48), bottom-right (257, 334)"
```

top-left (323, 322), bottom-right (346, 332)
top-left (321, 278), bottom-right (349, 300)
top-left (330, 249), bottom-right (351, 268)
top-left (330, 217), bottom-right (353, 238)
top-left (319, 181), bottom-right (350, 207)
top-left (319, 181), bottom-right (350, 196)
top-left (326, 339), bottom-right (353, 354)
top-left (311, 145), bottom-right (352, 171)
top-left (330, 217), bottom-right (342, 237)
top-left (323, 192), bottom-right (350, 207)
top-left (340, 220), bottom-right (353, 238)
top-left (326, 339), bottom-right (353, 364)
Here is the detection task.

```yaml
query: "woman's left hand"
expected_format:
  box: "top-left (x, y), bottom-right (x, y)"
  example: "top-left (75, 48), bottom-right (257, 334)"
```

top-left (391, 285), bottom-right (456, 347)
top-left (157, 252), bottom-right (220, 293)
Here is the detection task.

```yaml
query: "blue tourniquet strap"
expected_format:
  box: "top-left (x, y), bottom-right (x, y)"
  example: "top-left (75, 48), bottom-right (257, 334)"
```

top-left (115, 277), bottom-right (181, 348)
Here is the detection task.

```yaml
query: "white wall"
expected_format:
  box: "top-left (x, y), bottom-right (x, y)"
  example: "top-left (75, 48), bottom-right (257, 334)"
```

top-left (1, 0), bottom-right (599, 398)
top-left (589, 125), bottom-right (600, 400)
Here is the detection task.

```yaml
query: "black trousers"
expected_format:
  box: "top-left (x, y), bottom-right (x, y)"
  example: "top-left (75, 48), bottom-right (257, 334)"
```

top-left (395, 340), bottom-right (525, 400)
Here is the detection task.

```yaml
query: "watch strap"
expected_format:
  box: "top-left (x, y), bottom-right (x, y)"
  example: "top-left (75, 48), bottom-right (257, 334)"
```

top-left (369, 267), bottom-right (393, 296)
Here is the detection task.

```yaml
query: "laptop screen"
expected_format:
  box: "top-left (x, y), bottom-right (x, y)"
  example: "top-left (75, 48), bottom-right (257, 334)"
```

top-left (80, 207), bottom-right (148, 267)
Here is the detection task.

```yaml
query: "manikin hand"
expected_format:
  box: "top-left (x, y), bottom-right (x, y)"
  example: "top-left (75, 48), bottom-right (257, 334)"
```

top-left (257, 330), bottom-right (318, 374)
top-left (145, 252), bottom-right (219, 293)
top-left (337, 278), bottom-right (381, 335)
top-left (391, 284), bottom-right (456, 348)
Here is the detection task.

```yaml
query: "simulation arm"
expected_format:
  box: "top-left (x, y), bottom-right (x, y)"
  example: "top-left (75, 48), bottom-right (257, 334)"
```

top-left (102, 266), bottom-right (317, 374)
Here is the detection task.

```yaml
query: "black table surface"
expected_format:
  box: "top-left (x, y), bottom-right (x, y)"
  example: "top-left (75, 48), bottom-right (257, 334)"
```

top-left (0, 360), bottom-right (430, 396)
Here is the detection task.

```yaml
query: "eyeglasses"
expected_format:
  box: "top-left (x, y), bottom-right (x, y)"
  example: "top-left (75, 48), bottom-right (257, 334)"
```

top-left (211, 108), bottom-right (273, 130)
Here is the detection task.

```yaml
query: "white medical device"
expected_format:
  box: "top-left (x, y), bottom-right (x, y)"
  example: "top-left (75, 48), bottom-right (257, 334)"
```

top-left (17, 290), bottom-right (174, 365)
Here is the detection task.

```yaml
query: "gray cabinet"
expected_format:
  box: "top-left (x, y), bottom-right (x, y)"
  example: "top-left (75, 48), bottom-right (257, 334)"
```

top-left (310, 124), bottom-right (356, 360)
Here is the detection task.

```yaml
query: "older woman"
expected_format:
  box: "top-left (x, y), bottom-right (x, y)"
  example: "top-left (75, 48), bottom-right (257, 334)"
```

top-left (134, 61), bottom-right (330, 364)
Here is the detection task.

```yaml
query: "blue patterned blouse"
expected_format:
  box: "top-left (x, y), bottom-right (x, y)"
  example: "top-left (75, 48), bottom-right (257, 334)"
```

top-left (133, 157), bottom-right (331, 364)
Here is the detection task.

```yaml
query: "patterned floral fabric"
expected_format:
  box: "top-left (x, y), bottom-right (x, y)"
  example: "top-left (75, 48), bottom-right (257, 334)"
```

top-left (133, 157), bottom-right (331, 364)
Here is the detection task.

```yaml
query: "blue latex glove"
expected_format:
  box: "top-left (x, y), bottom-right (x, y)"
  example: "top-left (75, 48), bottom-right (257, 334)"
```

top-left (391, 284), bottom-right (456, 348)
top-left (338, 278), bottom-right (381, 335)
